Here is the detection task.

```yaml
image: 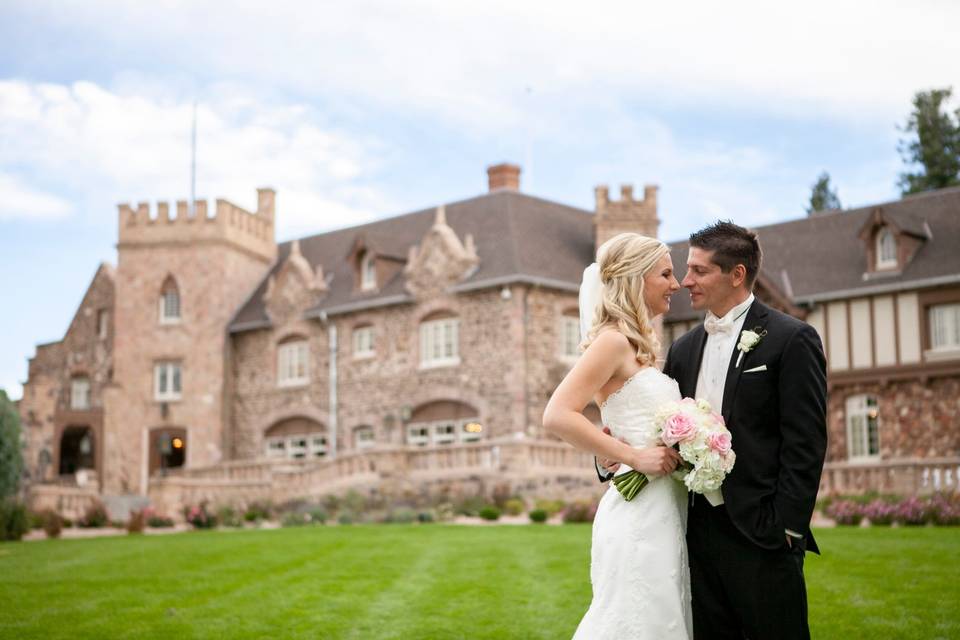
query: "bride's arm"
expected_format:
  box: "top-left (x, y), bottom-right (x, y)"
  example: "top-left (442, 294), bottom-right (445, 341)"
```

top-left (542, 331), bottom-right (679, 477)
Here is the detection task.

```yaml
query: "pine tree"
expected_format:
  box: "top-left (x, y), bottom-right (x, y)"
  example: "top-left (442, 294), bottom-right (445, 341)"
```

top-left (0, 389), bottom-right (24, 500)
top-left (898, 88), bottom-right (960, 194)
top-left (806, 171), bottom-right (841, 215)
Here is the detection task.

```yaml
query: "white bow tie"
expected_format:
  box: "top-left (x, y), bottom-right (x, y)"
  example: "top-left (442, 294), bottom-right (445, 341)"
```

top-left (704, 316), bottom-right (734, 335)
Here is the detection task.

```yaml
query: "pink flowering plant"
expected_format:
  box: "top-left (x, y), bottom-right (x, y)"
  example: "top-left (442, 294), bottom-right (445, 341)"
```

top-left (613, 397), bottom-right (736, 501)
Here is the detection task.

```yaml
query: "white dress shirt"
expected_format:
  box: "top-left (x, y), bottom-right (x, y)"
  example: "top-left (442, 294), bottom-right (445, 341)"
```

top-left (696, 294), bottom-right (754, 506)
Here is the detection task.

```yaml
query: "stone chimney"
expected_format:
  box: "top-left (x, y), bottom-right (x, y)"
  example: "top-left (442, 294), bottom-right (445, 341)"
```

top-left (257, 187), bottom-right (276, 219)
top-left (487, 163), bottom-right (521, 192)
top-left (594, 183), bottom-right (660, 252)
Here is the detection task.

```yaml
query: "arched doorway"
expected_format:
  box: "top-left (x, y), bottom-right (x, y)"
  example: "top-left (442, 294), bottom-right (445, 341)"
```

top-left (149, 427), bottom-right (187, 475)
top-left (407, 400), bottom-right (481, 446)
top-left (264, 416), bottom-right (327, 459)
top-left (59, 426), bottom-right (95, 475)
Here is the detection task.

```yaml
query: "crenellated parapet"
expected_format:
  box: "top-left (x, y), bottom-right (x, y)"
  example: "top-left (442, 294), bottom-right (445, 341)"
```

top-left (594, 183), bottom-right (660, 252)
top-left (117, 187), bottom-right (277, 262)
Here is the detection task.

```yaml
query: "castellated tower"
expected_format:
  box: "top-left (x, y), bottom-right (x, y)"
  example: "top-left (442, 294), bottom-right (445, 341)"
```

top-left (594, 184), bottom-right (660, 251)
top-left (101, 189), bottom-right (277, 497)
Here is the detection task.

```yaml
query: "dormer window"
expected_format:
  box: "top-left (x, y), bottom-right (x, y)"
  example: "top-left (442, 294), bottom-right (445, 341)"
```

top-left (876, 228), bottom-right (897, 270)
top-left (361, 252), bottom-right (376, 291)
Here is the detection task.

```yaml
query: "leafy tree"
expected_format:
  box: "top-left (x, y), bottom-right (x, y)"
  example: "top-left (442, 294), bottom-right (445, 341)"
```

top-left (0, 389), bottom-right (24, 500)
top-left (898, 88), bottom-right (960, 194)
top-left (806, 171), bottom-right (842, 214)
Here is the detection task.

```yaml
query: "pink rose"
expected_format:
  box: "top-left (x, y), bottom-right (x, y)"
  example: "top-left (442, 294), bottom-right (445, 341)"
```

top-left (708, 431), bottom-right (732, 455)
top-left (662, 412), bottom-right (697, 446)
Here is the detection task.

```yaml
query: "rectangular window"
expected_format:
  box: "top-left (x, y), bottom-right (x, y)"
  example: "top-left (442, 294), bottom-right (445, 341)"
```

top-left (97, 309), bottom-right (109, 339)
top-left (407, 425), bottom-right (430, 446)
top-left (353, 326), bottom-right (375, 358)
top-left (420, 318), bottom-right (460, 368)
top-left (561, 315), bottom-right (580, 358)
top-left (930, 303), bottom-right (960, 351)
top-left (310, 435), bottom-right (328, 458)
top-left (154, 362), bottom-right (182, 401)
top-left (288, 437), bottom-right (308, 459)
top-left (277, 341), bottom-right (310, 386)
top-left (361, 254), bottom-right (377, 291)
top-left (71, 378), bottom-right (91, 410)
top-left (846, 395), bottom-right (880, 460)
top-left (266, 438), bottom-right (286, 458)
top-left (355, 427), bottom-right (375, 449)
top-left (433, 422), bottom-right (457, 445)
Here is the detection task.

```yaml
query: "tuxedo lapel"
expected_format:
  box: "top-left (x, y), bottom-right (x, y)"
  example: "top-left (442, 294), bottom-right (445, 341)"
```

top-left (686, 325), bottom-right (709, 398)
top-left (720, 301), bottom-right (769, 422)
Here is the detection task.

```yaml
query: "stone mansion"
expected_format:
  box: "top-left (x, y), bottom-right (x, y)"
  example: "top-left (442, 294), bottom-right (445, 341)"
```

top-left (18, 164), bottom-right (960, 518)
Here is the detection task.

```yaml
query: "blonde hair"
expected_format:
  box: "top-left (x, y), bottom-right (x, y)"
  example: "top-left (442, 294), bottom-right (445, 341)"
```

top-left (581, 233), bottom-right (670, 366)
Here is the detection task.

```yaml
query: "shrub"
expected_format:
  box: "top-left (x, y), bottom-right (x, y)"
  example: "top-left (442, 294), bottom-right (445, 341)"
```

top-left (503, 498), bottom-right (525, 516)
top-left (338, 512), bottom-right (355, 525)
top-left (282, 512), bottom-right (311, 527)
top-left (931, 493), bottom-right (960, 525)
top-left (126, 510), bottom-right (146, 534)
top-left (185, 503), bottom-right (217, 529)
top-left (216, 506), bottom-right (243, 528)
top-left (243, 502), bottom-right (271, 523)
top-left (562, 502), bottom-right (597, 524)
top-left (491, 484), bottom-right (512, 509)
top-left (825, 500), bottom-right (863, 525)
top-left (862, 499), bottom-right (896, 526)
top-left (61, 517), bottom-right (74, 528)
top-left (383, 508), bottom-right (417, 524)
top-left (479, 506), bottom-right (501, 521)
top-left (42, 510), bottom-right (62, 538)
top-left (529, 509), bottom-right (548, 524)
top-left (417, 511), bottom-right (434, 523)
top-left (0, 499), bottom-right (29, 541)
top-left (535, 499), bottom-right (566, 516)
top-left (147, 514), bottom-right (175, 528)
top-left (28, 510), bottom-right (45, 530)
top-left (433, 502), bottom-right (455, 522)
top-left (79, 502), bottom-right (109, 528)
top-left (308, 508), bottom-right (328, 525)
top-left (895, 496), bottom-right (933, 526)
top-left (454, 495), bottom-right (487, 517)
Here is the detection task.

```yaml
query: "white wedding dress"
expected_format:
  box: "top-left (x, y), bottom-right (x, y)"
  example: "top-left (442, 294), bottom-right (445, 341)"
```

top-left (573, 366), bottom-right (692, 640)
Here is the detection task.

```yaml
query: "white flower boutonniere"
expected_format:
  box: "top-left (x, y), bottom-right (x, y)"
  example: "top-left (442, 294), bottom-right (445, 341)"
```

top-left (736, 327), bottom-right (767, 367)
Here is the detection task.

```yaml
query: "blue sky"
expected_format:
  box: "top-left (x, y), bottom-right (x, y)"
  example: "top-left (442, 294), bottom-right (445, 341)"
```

top-left (1, 0), bottom-right (958, 400)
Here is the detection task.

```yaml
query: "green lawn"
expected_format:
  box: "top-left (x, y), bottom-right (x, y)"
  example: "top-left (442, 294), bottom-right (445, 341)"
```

top-left (1, 525), bottom-right (957, 639)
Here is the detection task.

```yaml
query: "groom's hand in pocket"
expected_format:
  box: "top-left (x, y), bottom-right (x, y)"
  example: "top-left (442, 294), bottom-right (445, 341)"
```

top-left (598, 426), bottom-right (625, 474)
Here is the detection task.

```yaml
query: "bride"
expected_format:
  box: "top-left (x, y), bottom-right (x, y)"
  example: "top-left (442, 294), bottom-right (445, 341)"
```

top-left (542, 232), bottom-right (691, 639)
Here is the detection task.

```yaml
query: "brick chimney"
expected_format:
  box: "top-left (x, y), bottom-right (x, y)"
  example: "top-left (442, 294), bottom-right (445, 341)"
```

top-left (487, 163), bottom-right (521, 192)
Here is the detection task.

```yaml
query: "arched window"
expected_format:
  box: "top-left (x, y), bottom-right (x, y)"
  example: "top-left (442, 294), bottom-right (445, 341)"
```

top-left (875, 228), bottom-right (897, 270)
top-left (159, 276), bottom-right (181, 323)
top-left (360, 251), bottom-right (376, 291)
top-left (419, 311), bottom-right (460, 368)
top-left (846, 394), bottom-right (880, 460)
top-left (264, 417), bottom-right (327, 459)
top-left (277, 336), bottom-right (310, 387)
top-left (406, 400), bottom-right (481, 446)
top-left (70, 376), bottom-right (90, 410)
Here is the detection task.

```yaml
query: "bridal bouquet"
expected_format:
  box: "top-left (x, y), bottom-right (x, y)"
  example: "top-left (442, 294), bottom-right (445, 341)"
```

top-left (613, 398), bottom-right (736, 501)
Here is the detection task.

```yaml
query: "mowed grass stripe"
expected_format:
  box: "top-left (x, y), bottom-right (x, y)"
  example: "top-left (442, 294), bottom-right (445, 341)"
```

top-left (2, 525), bottom-right (959, 639)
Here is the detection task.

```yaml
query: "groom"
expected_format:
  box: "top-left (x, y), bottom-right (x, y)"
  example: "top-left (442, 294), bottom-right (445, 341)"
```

top-left (599, 221), bottom-right (827, 640)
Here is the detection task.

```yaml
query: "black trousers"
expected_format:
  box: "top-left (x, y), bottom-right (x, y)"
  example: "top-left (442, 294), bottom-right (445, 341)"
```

top-left (687, 498), bottom-right (810, 640)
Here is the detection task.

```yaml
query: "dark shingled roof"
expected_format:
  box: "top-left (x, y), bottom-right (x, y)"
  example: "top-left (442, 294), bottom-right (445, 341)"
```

top-left (229, 186), bottom-right (960, 332)
top-left (229, 190), bottom-right (595, 331)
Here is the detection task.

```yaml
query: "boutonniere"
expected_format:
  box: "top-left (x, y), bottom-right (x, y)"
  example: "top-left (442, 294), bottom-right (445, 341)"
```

top-left (736, 327), bottom-right (767, 367)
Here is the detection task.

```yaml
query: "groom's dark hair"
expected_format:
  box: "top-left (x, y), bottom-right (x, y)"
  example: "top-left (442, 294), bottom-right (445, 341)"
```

top-left (689, 221), bottom-right (762, 289)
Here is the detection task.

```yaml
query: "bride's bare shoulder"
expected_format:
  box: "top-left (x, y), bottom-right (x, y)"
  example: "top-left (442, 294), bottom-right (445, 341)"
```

top-left (588, 328), bottom-right (632, 354)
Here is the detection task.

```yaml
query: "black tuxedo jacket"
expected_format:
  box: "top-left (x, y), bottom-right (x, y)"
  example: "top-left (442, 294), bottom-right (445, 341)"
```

top-left (663, 300), bottom-right (827, 554)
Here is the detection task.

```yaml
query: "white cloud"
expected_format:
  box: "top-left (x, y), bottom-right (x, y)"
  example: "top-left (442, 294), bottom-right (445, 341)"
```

top-left (0, 79), bottom-right (391, 238)
top-left (9, 0), bottom-right (958, 133)
top-left (0, 173), bottom-right (73, 220)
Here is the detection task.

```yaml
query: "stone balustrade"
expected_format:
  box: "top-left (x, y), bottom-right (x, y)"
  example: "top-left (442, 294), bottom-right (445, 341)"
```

top-left (820, 457), bottom-right (960, 495)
